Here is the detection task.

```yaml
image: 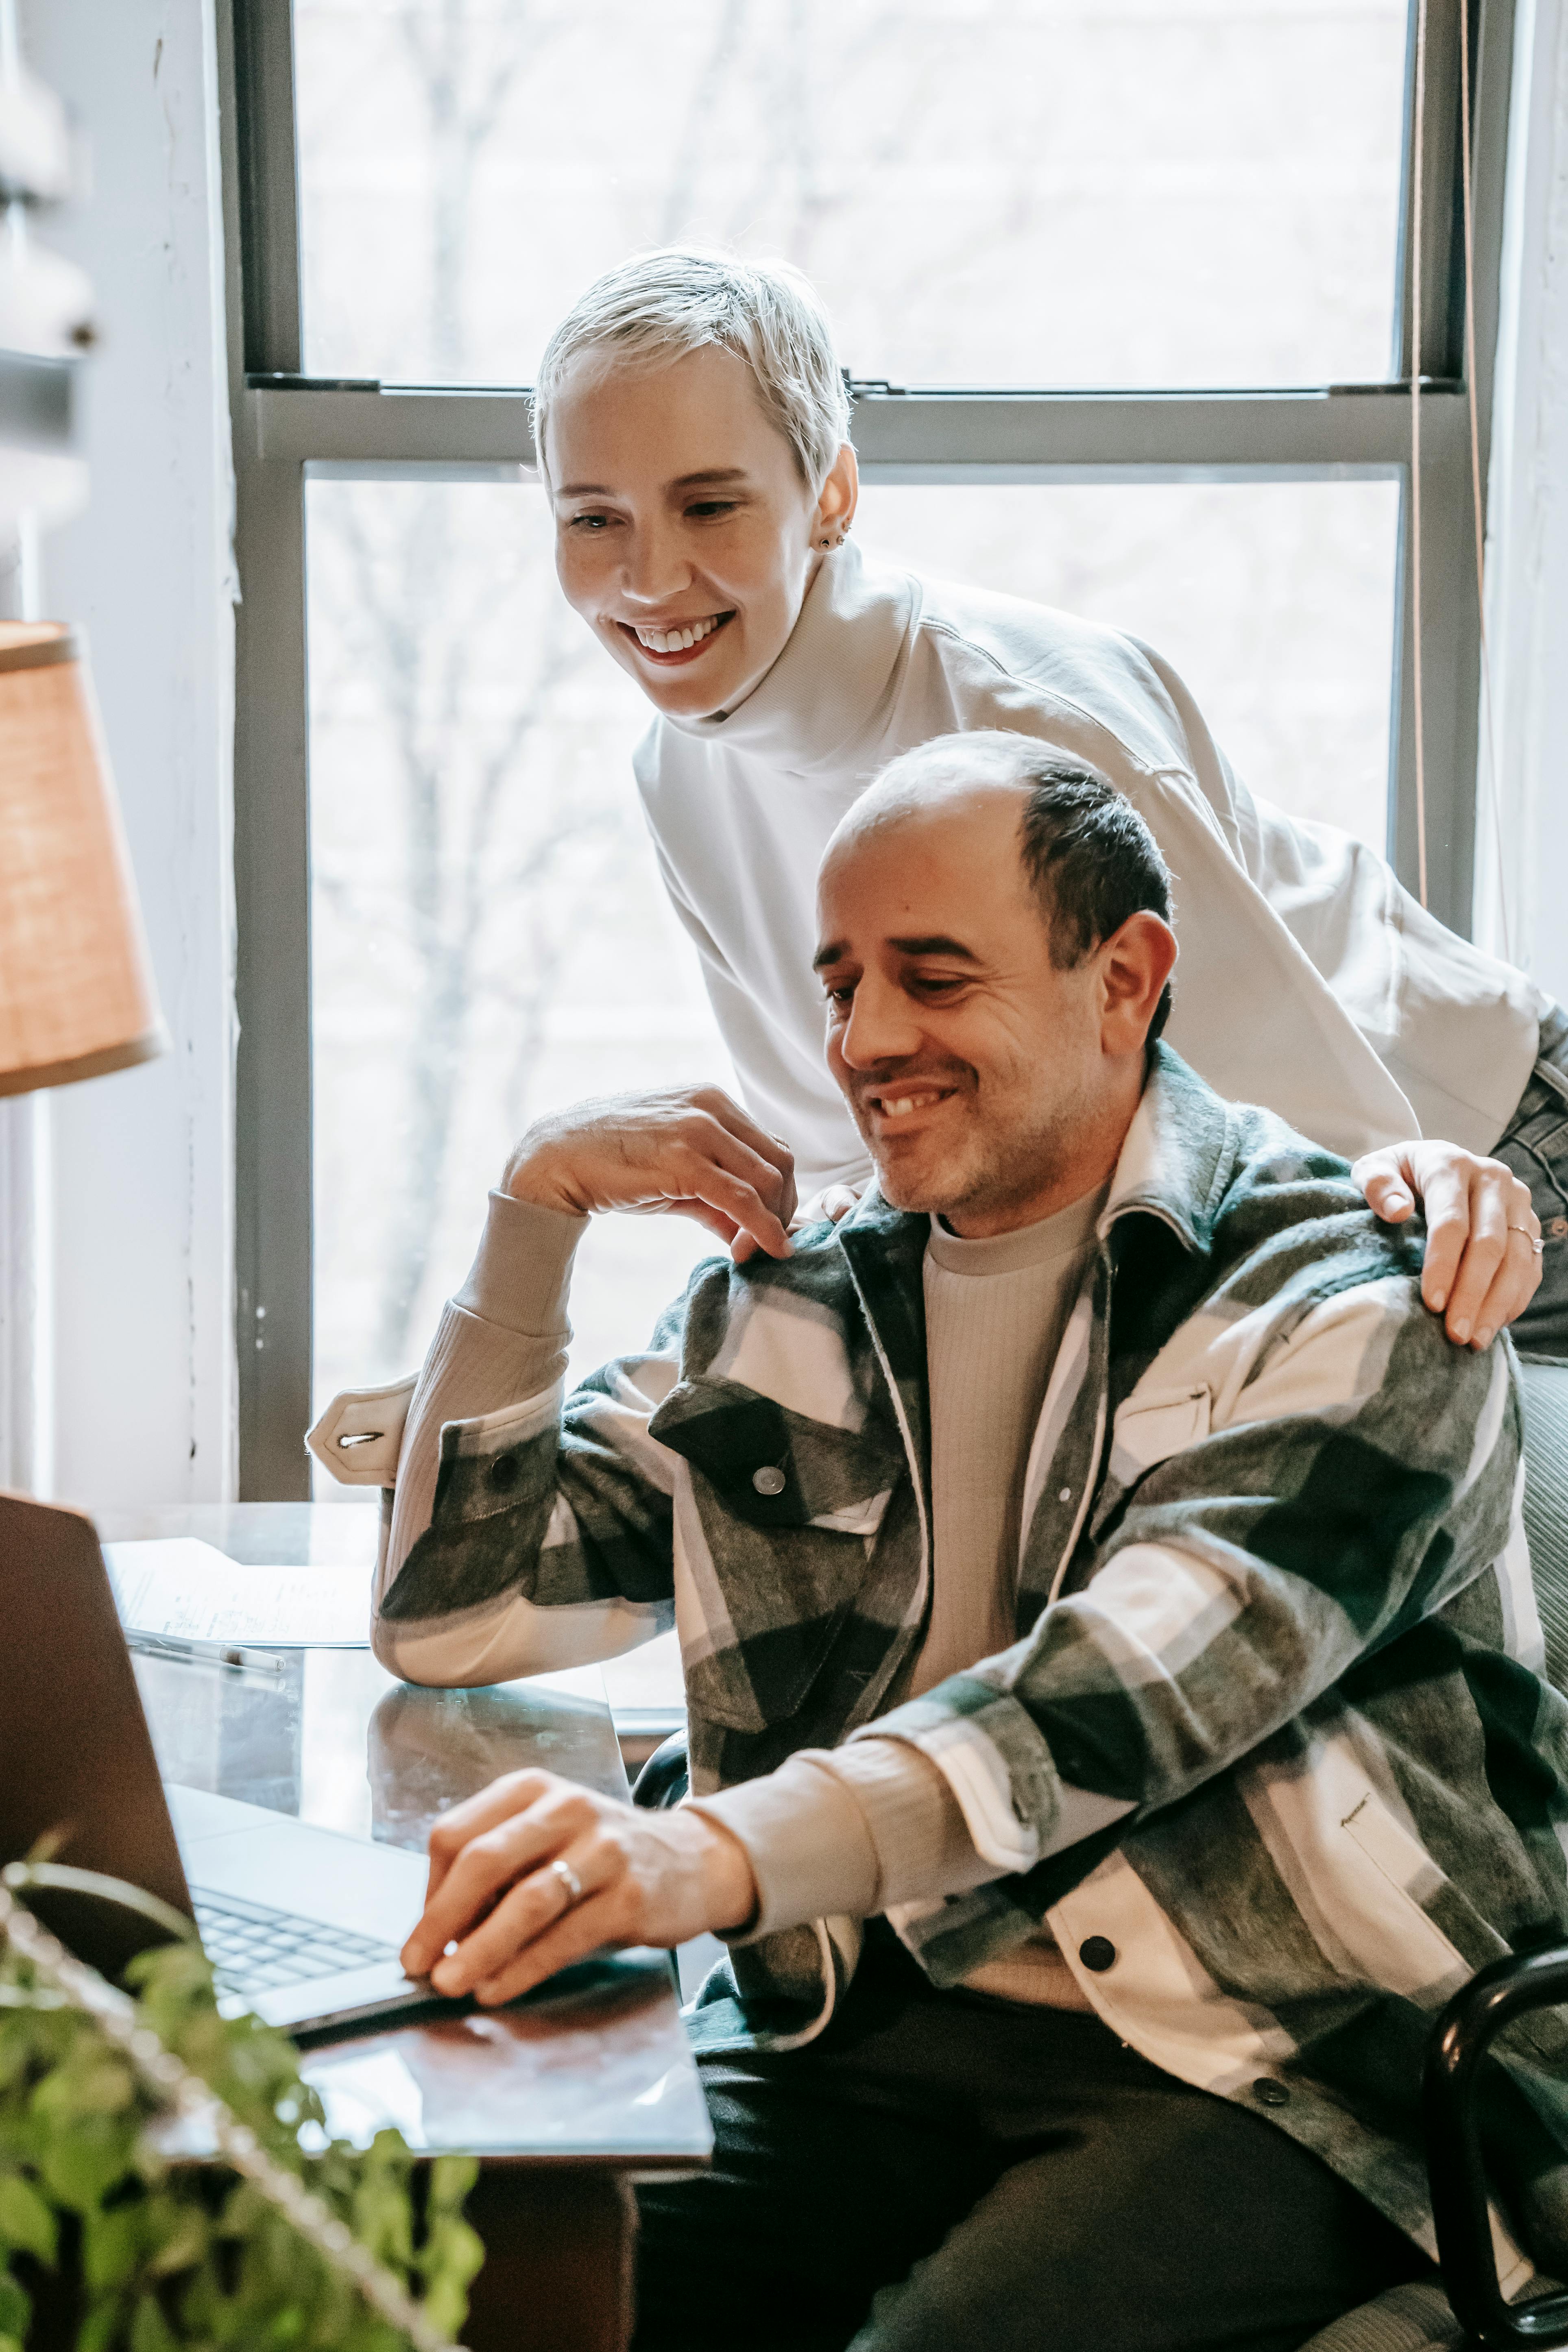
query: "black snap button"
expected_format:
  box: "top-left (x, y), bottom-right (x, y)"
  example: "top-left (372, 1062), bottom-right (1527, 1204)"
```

top-left (752, 1465), bottom-right (786, 1498)
top-left (488, 1452), bottom-right (521, 1493)
top-left (1078, 1936), bottom-right (1117, 1973)
top-left (1251, 2078), bottom-right (1290, 2108)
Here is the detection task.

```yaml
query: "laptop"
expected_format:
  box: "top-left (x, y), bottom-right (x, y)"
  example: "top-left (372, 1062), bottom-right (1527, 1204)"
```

top-left (0, 1491), bottom-right (462, 2043)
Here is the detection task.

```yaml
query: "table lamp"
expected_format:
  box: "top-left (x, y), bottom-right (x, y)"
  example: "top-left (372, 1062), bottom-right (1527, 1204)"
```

top-left (0, 619), bottom-right (166, 1094)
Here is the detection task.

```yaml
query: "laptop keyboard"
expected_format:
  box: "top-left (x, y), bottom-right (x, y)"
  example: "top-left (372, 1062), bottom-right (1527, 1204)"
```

top-left (191, 1883), bottom-right (399, 1997)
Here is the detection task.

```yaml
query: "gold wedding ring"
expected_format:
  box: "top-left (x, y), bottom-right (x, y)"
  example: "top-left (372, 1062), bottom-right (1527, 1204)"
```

top-left (549, 1856), bottom-right (584, 1909)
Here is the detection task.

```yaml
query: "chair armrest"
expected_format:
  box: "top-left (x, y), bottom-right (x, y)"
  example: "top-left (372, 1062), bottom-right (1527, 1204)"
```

top-left (1424, 1944), bottom-right (1568, 2349)
top-left (630, 1731), bottom-right (689, 1811)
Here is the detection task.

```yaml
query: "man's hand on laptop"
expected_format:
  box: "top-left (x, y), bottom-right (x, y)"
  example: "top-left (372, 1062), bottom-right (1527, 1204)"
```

top-left (502, 1086), bottom-right (798, 1262)
top-left (400, 1770), bottom-right (757, 2005)
top-left (1352, 1139), bottom-right (1542, 1349)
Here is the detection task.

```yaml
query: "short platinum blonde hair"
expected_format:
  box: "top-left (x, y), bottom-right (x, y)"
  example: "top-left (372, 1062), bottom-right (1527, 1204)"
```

top-left (532, 247), bottom-right (853, 488)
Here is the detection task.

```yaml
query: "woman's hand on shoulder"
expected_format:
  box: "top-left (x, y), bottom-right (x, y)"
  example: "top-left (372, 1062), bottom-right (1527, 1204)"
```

top-left (1352, 1140), bottom-right (1542, 1348)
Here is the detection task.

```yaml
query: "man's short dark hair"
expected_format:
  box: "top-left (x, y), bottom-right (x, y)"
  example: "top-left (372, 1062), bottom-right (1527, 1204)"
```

top-left (1016, 758), bottom-right (1174, 1045)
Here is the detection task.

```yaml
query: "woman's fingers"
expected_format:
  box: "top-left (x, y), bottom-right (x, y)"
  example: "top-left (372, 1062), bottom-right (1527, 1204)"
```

top-left (1415, 1152), bottom-right (1540, 1342)
top-left (1352, 1145), bottom-right (1418, 1225)
top-left (1363, 1142), bottom-right (1542, 1344)
top-left (1402, 1160), bottom-right (1471, 1321)
top-left (1463, 1224), bottom-right (1546, 1351)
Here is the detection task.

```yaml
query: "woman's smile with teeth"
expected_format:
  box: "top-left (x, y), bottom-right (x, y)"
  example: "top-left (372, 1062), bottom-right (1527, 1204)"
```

top-left (628, 613), bottom-right (727, 655)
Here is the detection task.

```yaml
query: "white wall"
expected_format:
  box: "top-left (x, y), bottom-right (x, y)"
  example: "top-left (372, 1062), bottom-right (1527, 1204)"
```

top-left (13, 0), bottom-right (236, 1510)
top-left (1478, 0), bottom-right (1568, 1005)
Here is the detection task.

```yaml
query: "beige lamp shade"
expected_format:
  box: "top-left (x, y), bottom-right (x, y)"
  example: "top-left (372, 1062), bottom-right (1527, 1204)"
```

top-left (0, 621), bottom-right (167, 1095)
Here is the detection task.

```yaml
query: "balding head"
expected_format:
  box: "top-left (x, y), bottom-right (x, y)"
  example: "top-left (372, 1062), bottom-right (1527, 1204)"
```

top-left (825, 732), bottom-right (1173, 1001)
top-left (813, 731), bottom-right (1178, 1236)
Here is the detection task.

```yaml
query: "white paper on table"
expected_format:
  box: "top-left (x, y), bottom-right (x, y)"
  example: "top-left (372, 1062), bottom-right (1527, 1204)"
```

top-left (103, 1539), bottom-right (372, 1650)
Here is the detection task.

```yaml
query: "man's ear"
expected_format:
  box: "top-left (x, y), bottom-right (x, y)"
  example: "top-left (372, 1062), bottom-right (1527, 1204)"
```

top-left (1099, 912), bottom-right (1178, 1053)
top-left (812, 442), bottom-right (860, 541)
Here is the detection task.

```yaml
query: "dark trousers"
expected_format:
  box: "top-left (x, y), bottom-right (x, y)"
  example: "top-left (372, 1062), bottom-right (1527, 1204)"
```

top-left (634, 1929), bottom-right (1429, 2352)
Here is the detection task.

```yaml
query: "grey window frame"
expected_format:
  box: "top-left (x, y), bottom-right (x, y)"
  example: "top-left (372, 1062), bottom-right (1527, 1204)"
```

top-left (218, 0), bottom-right (1518, 1500)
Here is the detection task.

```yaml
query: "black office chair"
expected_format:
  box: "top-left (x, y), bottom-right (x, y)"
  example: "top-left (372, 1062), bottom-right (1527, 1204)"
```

top-left (631, 1731), bottom-right (691, 1813)
top-left (633, 1360), bottom-right (1568, 2351)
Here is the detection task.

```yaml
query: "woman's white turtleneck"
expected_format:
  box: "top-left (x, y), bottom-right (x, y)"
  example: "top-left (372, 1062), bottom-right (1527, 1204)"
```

top-left (633, 540), bottom-right (1542, 1188)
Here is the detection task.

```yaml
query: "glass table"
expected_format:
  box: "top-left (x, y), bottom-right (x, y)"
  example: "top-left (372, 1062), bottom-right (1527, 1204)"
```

top-left (95, 1502), bottom-right (711, 2352)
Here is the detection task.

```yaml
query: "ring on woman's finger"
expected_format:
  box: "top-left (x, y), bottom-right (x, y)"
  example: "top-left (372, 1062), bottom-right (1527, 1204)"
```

top-left (1507, 1222), bottom-right (1546, 1255)
top-left (548, 1856), bottom-right (584, 1911)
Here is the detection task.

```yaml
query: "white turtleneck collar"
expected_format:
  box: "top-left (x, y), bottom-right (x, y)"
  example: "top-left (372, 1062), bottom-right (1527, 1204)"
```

top-left (658, 539), bottom-right (921, 777)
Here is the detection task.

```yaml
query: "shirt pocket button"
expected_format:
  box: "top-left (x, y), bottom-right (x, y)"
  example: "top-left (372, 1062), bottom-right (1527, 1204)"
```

top-left (488, 1452), bottom-right (521, 1492)
top-left (752, 1465), bottom-right (787, 1497)
top-left (1078, 1936), bottom-right (1117, 1973)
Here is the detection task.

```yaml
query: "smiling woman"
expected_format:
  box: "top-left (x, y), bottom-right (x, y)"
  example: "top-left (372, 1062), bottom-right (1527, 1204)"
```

top-left (545, 343), bottom-right (857, 718)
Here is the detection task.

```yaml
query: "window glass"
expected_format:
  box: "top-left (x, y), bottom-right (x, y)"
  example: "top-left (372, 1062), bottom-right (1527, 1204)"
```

top-left (294, 0), bottom-right (1411, 390)
top-left (305, 473), bottom-right (1398, 1473)
top-left (306, 475), bottom-right (735, 1465)
top-left (853, 479), bottom-right (1401, 843)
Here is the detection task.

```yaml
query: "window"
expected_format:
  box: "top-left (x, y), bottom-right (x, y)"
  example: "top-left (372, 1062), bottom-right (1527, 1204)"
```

top-left (292, 1), bottom-right (1411, 390)
top-left (223, 0), bottom-right (1516, 1497)
top-left (305, 474), bottom-right (732, 1432)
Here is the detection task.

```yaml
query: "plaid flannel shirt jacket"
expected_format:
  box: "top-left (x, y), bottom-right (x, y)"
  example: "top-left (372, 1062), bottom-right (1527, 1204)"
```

top-left (382, 1046), bottom-right (1568, 2280)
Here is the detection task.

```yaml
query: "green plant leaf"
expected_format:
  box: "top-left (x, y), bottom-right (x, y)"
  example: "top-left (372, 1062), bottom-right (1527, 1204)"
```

top-left (144, 2198), bottom-right (209, 2278)
top-left (0, 2269), bottom-right (32, 2337)
top-left (76, 2300), bottom-right (123, 2352)
top-left (38, 2125), bottom-right (129, 2212)
top-left (83, 2198), bottom-right (148, 2291)
top-left (0, 2167), bottom-right (57, 2263)
top-left (2, 1887), bottom-right (481, 2349)
top-left (129, 2291), bottom-right (180, 2352)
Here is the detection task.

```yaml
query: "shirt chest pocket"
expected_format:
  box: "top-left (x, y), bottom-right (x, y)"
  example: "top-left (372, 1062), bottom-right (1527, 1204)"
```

top-left (650, 1375), bottom-right (906, 1729)
top-left (1108, 1383), bottom-right (1212, 1481)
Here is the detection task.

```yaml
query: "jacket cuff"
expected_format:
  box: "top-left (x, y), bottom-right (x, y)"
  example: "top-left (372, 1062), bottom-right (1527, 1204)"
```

top-left (454, 1190), bottom-right (587, 1339)
top-left (857, 1683), bottom-right (1134, 1874)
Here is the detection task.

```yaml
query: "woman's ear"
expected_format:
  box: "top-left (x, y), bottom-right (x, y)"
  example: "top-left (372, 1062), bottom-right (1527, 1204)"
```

top-left (811, 442), bottom-right (860, 546)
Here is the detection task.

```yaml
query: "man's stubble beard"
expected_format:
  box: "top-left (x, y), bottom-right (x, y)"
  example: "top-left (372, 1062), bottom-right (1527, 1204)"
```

top-left (867, 1074), bottom-right (1097, 1227)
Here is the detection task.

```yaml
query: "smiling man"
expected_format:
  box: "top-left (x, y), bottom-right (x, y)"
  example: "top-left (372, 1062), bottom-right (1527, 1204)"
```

top-left (314, 733), bottom-right (1568, 2352)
